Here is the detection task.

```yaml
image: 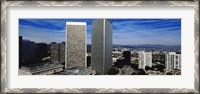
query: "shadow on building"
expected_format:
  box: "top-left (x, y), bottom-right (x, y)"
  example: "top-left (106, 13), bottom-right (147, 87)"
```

top-left (36, 43), bottom-right (48, 60)
top-left (19, 36), bottom-right (50, 68)
top-left (114, 59), bottom-right (125, 68)
top-left (123, 51), bottom-right (131, 65)
top-left (87, 56), bottom-right (91, 67)
top-left (114, 51), bottom-right (131, 68)
top-left (113, 50), bottom-right (148, 75)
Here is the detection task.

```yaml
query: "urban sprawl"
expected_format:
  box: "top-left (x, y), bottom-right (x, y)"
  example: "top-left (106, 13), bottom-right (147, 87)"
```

top-left (19, 19), bottom-right (181, 75)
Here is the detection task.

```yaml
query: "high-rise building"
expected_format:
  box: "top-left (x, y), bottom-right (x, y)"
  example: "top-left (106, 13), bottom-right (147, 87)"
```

top-left (50, 42), bottom-right (65, 64)
top-left (66, 22), bottom-right (87, 69)
top-left (145, 52), bottom-right (152, 68)
top-left (36, 43), bottom-right (48, 59)
top-left (87, 56), bottom-right (91, 67)
top-left (138, 51), bottom-right (152, 69)
top-left (50, 42), bottom-right (60, 62)
top-left (91, 19), bottom-right (112, 75)
top-left (19, 36), bottom-right (22, 67)
top-left (174, 54), bottom-right (181, 69)
top-left (165, 52), bottom-right (181, 70)
top-left (165, 52), bottom-right (175, 70)
top-left (123, 51), bottom-right (131, 64)
top-left (59, 42), bottom-right (65, 64)
top-left (22, 39), bottom-right (35, 61)
top-left (138, 51), bottom-right (145, 69)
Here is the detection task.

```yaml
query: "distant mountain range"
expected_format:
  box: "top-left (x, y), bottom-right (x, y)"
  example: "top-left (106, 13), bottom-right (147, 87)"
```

top-left (87, 44), bottom-right (181, 49)
top-left (113, 44), bottom-right (181, 49)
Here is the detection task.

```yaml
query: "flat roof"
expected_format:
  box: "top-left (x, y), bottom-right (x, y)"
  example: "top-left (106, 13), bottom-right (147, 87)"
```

top-left (66, 22), bottom-right (86, 25)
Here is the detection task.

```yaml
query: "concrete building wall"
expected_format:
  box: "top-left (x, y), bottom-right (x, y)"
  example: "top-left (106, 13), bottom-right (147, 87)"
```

top-left (145, 52), bottom-right (152, 67)
top-left (138, 51), bottom-right (152, 69)
top-left (174, 54), bottom-right (181, 69)
top-left (22, 40), bottom-right (35, 61)
top-left (165, 52), bottom-right (181, 70)
top-left (166, 52), bottom-right (175, 70)
top-left (19, 36), bottom-right (22, 67)
top-left (91, 19), bottom-right (104, 74)
top-left (104, 19), bottom-right (113, 74)
top-left (91, 19), bottom-right (112, 75)
top-left (36, 43), bottom-right (48, 59)
top-left (138, 51), bottom-right (145, 69)
top-left (165, 54), bottom-right (169, 69)
top-left (50, 42), bottom-right (60, 62)
top-left (59, 42), bottom-right (65, 64)
top-left (66, 22), bottom-right (87, 69)
top-left (123, 51), bottom-right (131, 64)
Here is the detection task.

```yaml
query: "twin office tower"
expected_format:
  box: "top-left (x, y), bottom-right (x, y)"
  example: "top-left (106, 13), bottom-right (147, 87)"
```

top-left (66, 19), bottom-right (112, 75)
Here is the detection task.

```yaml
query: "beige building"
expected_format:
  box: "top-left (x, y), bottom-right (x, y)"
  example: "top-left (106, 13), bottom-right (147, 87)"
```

top-left (66, 22), bottom-right (87, 69)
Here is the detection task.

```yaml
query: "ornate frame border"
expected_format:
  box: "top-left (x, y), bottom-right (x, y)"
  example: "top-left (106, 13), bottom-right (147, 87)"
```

top-left (1, 1), bottom-right (199, 93)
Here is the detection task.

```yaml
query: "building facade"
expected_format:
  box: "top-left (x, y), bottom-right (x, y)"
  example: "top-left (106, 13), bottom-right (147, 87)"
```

top-left (66, 22), bottom-right (87, 69)
top-left (165, 52), bottom-right (181, 70)
top-left (59, 42), bottom-right (65, 64)
top-left (138, 51), bottom-right (152, 69)
top-left (145, 52), bottom-right (152, 67)
top-left (35, 43), bottom-right (48, 59)
top-left (22, 39), bottom-right (35, 62)
top-left (50, 42), bottom-right (65, 64)
top-left (123, 51), bottom-right (131, 64)
top-left (50, 42), bottom-right (60, 62)
top-left (19, 36), bottom-right (22, 67)
top-left (91, 19), bottom-right (112, 75)
top-left (174, 54), bottom-right (181, 69)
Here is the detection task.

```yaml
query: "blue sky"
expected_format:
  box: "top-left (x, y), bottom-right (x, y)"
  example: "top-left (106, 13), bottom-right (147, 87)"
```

top-left (19, 19), bottom-right (181, 45)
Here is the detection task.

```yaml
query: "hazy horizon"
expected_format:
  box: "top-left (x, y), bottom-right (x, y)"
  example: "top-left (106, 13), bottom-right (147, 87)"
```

top-left (19, 39), bottom-right (181, 46)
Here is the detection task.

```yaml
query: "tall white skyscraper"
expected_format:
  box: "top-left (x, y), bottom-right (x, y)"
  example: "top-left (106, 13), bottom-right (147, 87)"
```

top-left (138, 51), bottom-right (152, 69)
top-left (65, 22), bottom-right (87, 69)
top-left (145, 52), bottom-right (152, 67)
top-left (91, 19), bottom-right (112, 75)
top-left (165, 52), bottom-right (181, 70)
top-left (138, 51), bottom-right (145, 69)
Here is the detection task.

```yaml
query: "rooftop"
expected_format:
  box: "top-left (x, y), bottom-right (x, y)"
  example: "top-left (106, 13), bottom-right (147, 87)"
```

top-left (66, 22), bottom-right (86, 25)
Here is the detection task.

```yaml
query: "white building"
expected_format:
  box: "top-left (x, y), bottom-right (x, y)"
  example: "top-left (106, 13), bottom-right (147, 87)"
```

top-left (165, 52), bottom-right (181, 70)
top-left (138, 51), bottom-right (152, 69)
top-left (112, 57), bottom-right (118, 63)
top-left (174, 54), bottom-right (181, 69)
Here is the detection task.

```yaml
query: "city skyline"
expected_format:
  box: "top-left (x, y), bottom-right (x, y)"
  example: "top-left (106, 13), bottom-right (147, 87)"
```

top-left (19, 19), bottom-right (181, 75)
top-left (19, 19), bottom-right (181, 45)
